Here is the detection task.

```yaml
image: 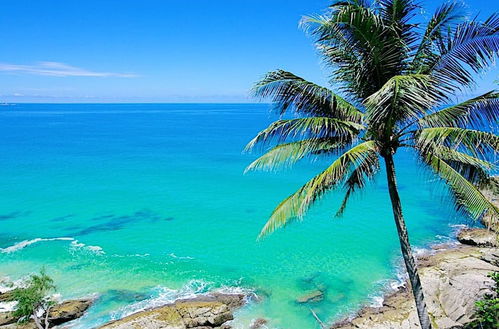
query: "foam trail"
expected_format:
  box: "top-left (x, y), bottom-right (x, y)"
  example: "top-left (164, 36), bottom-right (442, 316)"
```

top-left (0, 237), bottom-right (74, 253)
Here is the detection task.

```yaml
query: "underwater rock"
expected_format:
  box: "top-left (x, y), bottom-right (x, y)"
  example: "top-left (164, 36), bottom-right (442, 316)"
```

top-left (249, 318), bottom-right (268, 329)
top-left (296, 290), bottom-right (324, 304)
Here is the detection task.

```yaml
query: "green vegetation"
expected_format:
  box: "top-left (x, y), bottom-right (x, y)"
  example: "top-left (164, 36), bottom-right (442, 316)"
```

top-left (9, 270), bottom-right (56, 329)
top-left (466, 272), bottom-right (499, 329)
top-left (245, 1), bottom-right (499, 329)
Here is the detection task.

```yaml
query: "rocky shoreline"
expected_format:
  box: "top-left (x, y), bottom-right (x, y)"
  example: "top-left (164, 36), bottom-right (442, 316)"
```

top-left (0, 238), bottom-right (497, 329)
top-left (99, 292), bottom-right (247, 329)
top-left (0, 291), bottom-right (250, 329)
top-left (0, 298), bottom-right (93, 329)
top-left (331, 235), bottom-right (498, 329)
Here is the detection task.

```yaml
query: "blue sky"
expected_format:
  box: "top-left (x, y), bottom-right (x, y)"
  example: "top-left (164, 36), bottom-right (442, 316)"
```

top-left (0, 0), bottom-right (497, 103)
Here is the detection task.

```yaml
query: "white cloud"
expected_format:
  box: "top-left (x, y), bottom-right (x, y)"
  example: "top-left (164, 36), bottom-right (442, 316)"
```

top-left (0, 61), bottom-right (137, 78)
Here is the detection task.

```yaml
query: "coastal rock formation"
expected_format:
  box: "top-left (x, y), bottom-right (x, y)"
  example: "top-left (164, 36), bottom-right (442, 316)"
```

top-left (48, 298), bottom-right (93, 326)
top-left (332, 246), bottom-right (499, 329)
top-left (0, 312), bottom-right (16, 326)
top-left (100, 293), bottom-right (246, 329)
top-left (0, 298), bottom-right (93, 329)
top-left (457, 228), bottom-right (498, 247)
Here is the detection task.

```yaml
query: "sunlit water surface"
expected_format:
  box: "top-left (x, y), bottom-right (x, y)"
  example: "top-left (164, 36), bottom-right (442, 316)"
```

top-left (0, 104), bottom-right (474, 328)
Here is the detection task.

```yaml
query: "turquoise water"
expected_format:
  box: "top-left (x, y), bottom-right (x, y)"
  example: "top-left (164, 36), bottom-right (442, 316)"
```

top-left (0, 103), bottom-right (472, 328)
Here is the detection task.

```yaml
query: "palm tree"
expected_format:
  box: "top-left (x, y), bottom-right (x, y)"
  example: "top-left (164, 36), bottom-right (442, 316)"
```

top-left (244, 1), bottom-right (499, 328)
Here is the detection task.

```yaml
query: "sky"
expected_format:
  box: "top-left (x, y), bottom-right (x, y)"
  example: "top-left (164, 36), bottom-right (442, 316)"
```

top-left (0, 0), bottom-right (497, 103)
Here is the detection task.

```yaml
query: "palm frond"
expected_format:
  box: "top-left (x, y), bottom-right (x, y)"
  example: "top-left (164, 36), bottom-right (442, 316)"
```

top-left (429, 13), bottom-right (499, 90)
top-left (245, 138), bottom-right (343, 172)
top-left (244, 117), bottom-right (364, 151)
top-left (423, 145), bottom-right (494, 185)
top-left (302, 1), bottom-right (410, 100)
top-left (418, 91), bottom-right (499, 129)
top-left (252, 70), bottom-right (363, 121)
top-left (365, 74), bottom-right (445, 132)
top-left (335, 149), bottom-right (380, 217)
top-left (258, 141), bottom-right (378, 238)
top-left (422, 153), bottom-right (499, 223)
top-left (416, 127), bottom-right (499, 157)
top-left (411, 1), bottom-right (465, 73)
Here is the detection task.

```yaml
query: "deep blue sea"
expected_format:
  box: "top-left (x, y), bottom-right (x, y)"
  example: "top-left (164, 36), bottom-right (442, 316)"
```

top-left (0, 103), bottom-right (474, 328)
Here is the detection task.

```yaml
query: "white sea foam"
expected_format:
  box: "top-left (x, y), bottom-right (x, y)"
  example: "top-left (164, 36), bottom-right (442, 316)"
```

top-left (70, 240), bottom-right (105, 255)
top-left (109, 279), bottom-right (213, 321)
top-left (0, 237), bottom-right (74, 253)
top-left (168, 253), bottom-right (194, 260)
top-left (0, 301), bottom-right (17, 312)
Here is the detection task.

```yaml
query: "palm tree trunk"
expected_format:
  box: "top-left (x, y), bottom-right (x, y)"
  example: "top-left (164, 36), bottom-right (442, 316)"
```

top-left (383, 153), bottom-right (432, 329)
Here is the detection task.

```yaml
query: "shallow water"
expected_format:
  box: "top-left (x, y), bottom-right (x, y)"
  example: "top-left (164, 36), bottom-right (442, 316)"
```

top-left (0, 103), bottom-right (474, 328)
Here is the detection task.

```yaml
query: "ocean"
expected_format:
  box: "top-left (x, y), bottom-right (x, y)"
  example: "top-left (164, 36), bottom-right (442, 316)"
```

top-left (0, 103), bottom-right (473, 328)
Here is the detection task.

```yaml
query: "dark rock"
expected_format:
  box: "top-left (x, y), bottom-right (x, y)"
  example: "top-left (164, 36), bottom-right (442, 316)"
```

top-left (457, 228), bottom-right (497, 247)
top-left (250, 318), bottom-right (268, 329)
top-left (210, 293), bottom-right (245, 311)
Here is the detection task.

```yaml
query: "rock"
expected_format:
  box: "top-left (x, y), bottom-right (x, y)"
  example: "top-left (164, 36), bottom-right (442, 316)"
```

top-left (457, 228), bottom-right (498, 247)
top-left (0, 322), bottom-right (37, 329)
top-left (0, 312), bottom-right (16, 326)
top-left (100, 293), bottom-right (247, 329)
top-left (0, 291), bottom-right (14, 303)
top-left (332, 245), bottom-right (499, 329)
top-left (296, 290), bottom-right (324, 304)
top-left (0, 298), bottom-right (92, 328)
top-left (249, 318), bottom-right (268, 329)
top-left (209, 293), bottom-right (245, 311)
top-left (47, 298), bottom-right (93, 326)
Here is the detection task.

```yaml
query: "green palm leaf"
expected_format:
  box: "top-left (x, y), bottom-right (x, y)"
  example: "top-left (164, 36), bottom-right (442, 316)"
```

top-left (253, 70), bottom-right (363, 121)
top-left (244, 117), bottom-right (364, 151)
top-left (245, 138), bottom-right (344, 172)
top-left (411, 1), bottom-right (465, 73)
top-left (416, 127), bottom-right (499, 156)
top-left (423, 153), bottom-right (499, 223)
top-left (258, 141), bottom-right (378, 238)
top-left (429, 14), bottom-right (499, 90)
top-left (335, 149), bottom-right (380, 217)
top-left (365, 75), bottom-right (444, 131)
top-left (418, 91), bottom-right (499, 129)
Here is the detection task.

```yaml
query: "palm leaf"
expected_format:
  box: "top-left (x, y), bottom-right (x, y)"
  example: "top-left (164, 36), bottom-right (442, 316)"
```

top-left (418, 91), bottom-right (499, 129)
top-left (422, 153), bottom-right (499, 223)
top-left (302, 1), bottom-right (410, 100)
top-left (252, 70), bottom-right (363, 121)
top-left (258, 141), bottom-right (378, 238)
top-left (244, 117), bottom-right (364, 151)
top-left (429, 14), bottom-right (499, 90)
top-left (364, 74), bottom-right (444, 132)
top-left (335, 149), bottom-right (380, 217)
top-left (411, 1), bottom-right (465, 73)
top-left (245, 138), bottom-right (344, 172)
top-left (416, 127), bottom-right (499, 157)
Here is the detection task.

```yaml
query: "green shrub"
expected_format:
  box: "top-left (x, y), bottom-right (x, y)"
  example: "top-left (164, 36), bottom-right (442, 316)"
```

top-left (465, 272), bottom-right (499, 329)
top-left (8, 269), bottom-right (56, 329)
